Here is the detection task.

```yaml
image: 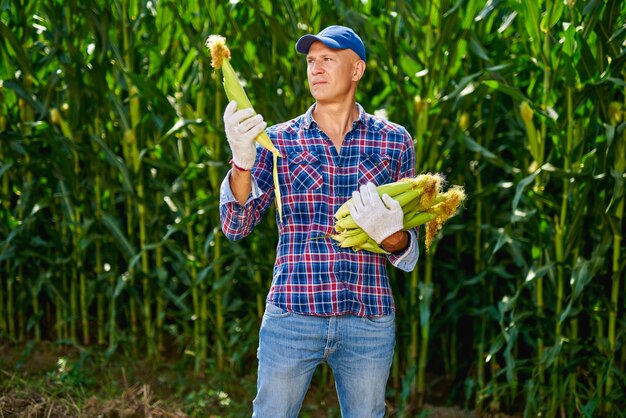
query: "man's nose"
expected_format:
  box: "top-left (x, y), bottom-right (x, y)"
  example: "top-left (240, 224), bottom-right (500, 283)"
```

top-left (310, 61), bottom-right (324, 74)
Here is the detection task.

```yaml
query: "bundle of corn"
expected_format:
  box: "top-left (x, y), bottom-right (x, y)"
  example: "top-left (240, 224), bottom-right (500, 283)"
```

top-left (206, 35), bottom-right (283, 219)
top-left (332, 174), bottom-right (466, 253)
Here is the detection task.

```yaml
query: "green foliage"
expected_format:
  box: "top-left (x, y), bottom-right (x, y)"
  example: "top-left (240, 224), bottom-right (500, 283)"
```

top-left (47, 351), bottom-right (93, 390)
top-left (1, 0), bottom-right (626, 415)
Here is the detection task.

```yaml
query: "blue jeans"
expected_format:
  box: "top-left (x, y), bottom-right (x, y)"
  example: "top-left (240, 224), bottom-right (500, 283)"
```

top-left (252, 303), bottom-right (395, 418)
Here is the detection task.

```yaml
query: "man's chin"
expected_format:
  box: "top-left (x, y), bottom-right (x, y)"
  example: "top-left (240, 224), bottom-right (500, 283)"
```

top-left (311, 91), bottom-right (331, 103)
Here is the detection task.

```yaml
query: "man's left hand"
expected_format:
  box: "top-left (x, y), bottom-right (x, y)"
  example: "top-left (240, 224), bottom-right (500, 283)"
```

top-left (348, 182), bottom-right (404, 244)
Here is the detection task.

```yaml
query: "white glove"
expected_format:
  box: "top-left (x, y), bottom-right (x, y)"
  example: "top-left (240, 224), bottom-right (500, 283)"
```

top-left (348, 182), bottom-right (404, 244)
top-left (223, 100), bottom-right (267, 170)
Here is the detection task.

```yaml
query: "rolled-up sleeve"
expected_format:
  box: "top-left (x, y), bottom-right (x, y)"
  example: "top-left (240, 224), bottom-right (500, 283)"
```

top-left (219, 169), bottom-right (272, 240)
top-left (387, 229), bottom-right (419, 272)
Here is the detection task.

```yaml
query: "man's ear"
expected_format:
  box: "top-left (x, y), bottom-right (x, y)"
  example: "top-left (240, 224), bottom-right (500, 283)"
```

top-left (352, 60), bottom-right (366, 81)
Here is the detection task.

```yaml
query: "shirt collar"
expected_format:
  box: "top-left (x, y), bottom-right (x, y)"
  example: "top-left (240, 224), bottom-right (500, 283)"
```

top-left (303, 102), bottom-right (367, 130)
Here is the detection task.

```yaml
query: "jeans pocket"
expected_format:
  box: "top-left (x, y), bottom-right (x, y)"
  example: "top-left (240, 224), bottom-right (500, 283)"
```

top-left (264, 302), bottom-right (291, 319)
top-left (362, 312), bottom-right (395, 327)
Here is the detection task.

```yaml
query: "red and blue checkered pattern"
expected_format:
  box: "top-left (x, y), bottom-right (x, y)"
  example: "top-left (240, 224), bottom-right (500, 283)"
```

top-left (220, 104), bottom-right (417, 316)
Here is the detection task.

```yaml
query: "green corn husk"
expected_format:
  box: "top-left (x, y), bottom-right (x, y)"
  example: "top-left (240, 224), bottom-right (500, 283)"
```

top-left (354, 238), bottom-right (391, 254)
top-left (334, 178), bottom-right (416, 219)
top-left (206, 35), bottom-right (283, 221)
top-left (332, 174), bottom-right (466, 254)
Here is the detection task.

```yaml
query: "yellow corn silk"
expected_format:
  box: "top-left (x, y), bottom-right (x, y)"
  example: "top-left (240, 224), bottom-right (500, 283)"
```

top-left (206, 35), bottom-right (283, 220)
top-left (332, 174), bottom-right (466, 254)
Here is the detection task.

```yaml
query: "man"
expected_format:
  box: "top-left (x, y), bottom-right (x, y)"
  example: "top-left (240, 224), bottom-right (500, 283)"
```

top-left (219, 25), bottom-right (419, 418)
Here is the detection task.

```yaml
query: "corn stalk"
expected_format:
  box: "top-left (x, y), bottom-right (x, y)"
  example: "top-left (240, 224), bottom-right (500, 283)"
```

top-left (0, 87), bottom-right (9, 340)
top-left (1, 1), bottom-right (626, 415)
top-left (606, 98), bottom-right (625, 408)
top-left (208, 73), bottom-right (225, 373)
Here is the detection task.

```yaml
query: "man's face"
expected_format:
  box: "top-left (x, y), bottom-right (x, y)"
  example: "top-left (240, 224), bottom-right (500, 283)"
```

top-left (306, 42), bottom-right (363, 103)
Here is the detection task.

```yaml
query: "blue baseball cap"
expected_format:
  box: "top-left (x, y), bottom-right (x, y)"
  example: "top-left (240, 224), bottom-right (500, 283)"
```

top-left (296, 25), bottom-right (366, 61)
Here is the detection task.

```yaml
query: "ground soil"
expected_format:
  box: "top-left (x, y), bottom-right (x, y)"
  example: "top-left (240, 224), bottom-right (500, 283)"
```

top-left (0, 342), bottom-right (521, 417)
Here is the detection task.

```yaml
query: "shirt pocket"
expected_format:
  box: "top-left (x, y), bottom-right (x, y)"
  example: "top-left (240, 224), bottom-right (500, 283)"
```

top-left (358, 153), bottom-right (392, 185)
top-left (288, 151), bottom-right (324, 191)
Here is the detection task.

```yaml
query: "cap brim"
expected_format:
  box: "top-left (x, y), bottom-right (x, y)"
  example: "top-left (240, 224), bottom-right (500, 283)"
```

top-left (296, 35), bottom-right (342, 55)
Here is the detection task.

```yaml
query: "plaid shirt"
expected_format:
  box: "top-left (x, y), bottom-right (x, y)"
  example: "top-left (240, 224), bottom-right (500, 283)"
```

top-left (220, 103), bottom-right (418, 317)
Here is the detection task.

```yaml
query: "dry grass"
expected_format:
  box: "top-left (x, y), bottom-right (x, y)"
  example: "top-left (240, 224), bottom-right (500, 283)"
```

top-left (0, 385), bottom-right (188, 418)
top-left (82, 385), bottom-right (188, 418)
top-left (0, 342), bottom-right (246, 417)
top-left (0, 387), bottom-right (80, 417)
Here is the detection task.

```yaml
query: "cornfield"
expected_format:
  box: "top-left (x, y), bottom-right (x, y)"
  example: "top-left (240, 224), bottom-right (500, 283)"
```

top-left (1, 0), bottom-right (625, 416)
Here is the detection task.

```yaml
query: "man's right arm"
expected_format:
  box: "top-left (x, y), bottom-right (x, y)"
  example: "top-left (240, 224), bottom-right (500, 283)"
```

top-left (220, 100), bottom-right (273, 240)
top-left (229, 165), bottom-right (253, 206)
top-left (219, 161), bottom-right (276, 240)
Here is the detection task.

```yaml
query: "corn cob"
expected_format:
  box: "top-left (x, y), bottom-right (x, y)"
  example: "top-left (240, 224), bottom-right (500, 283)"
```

top-left (206, 35), bottom-right (282, 157)
top-left (393, 187), bottom-right (425, 209)
top-left (331, 174), bottom-right (465, 254)
top-left (334, 173), bottom-right (442, 228)
top-left (334, 178), bottom-right (416, 220)
top-left (353, 238), bottom-right (391, 254)
top-left (335, 215), bottom-right (359, 231)
top-left (403, 211), bottom-right (437, 230)
top-left (423, 185), bottom-right (466, 251)
top-left (206, 35), bottom-right (284, 221)
top-left (338, 230), bottom-right (370, 248)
